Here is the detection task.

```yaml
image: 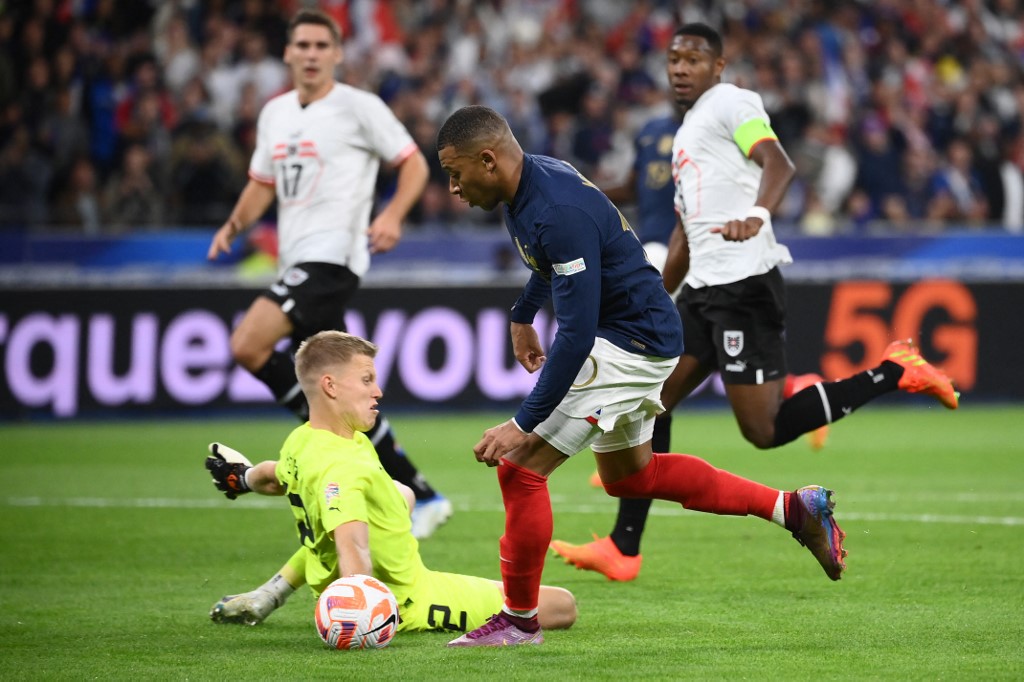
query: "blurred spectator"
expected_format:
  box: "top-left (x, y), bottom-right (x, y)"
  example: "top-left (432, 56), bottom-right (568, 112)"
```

top-left (169, 119), bottom-right (243, 225)
top-left (571, 84), bottom-right (614, 177)
top-left (234, 27), bottom-right (288, 105)
top-left (900, 145), bottom-right (944, 225)
top-left (791, 122), bottom-right (849, 228)
top-left (1001, 133), bottom-right (1024, 232)
top-left (929, 137), bottom-right (990, 225)
top-left (20, 55), bottom-right (53, 144)
top-left (38, 86), bottom-right (90, 173)
top-left (154, 12), bottom-right (201, 98)
top-left (50, 156), bottom-right (102, 233)
top-left (198, 29), bottom-right (241, 132)
top-left (118, 89), bottom-right (174, 187)
top-left (0, 124), bottom-right (53, 226)
top-left (232, 80), bottom-right (261, 159)
top-left (103, 143), bottom-right (164, 230)
top-left (114, 55), bottom-right (178, 136)
top-left (852, 114), bottom-right (906, 222)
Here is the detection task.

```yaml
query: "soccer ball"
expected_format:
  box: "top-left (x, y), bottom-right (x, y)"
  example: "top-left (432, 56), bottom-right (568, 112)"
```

top-left (315, 574), bottom-right (399, 650)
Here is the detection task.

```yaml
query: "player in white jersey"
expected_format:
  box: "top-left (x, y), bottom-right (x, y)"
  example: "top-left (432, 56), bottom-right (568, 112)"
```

top-left (206, 9), bottom-right (452, 544)
top-left (549, 23), bottom-right (958, 583)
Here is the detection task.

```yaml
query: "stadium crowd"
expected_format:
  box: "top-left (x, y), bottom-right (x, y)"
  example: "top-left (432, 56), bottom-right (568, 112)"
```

top-left (1, 0), bottom-right (1022, 235)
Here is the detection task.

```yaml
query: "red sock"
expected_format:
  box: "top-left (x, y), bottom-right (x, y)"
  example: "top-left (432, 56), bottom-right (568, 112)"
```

top-left (603, 453), bottom-right (778, 520)
top-left (496, 459), bottom-right (551, 613)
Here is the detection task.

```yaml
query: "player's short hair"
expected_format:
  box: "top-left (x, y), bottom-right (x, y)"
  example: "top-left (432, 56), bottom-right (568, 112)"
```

top-left (436, 105), bottom-right (509, 152)
top-left (295, 331), bottom-right (377, 390)
top-left (674, 23), bottom-right (723, 57)
top-left (288, 8), bottom-right (342, 44)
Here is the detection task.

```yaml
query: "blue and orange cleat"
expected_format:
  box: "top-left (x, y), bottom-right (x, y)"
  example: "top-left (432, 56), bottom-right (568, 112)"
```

top-left (447, 612), bottom-right (543, 647)
top-left (549, 534), bottom-right (642, 582)
top-left (790, 485), bottom-right (847, 581)
top-left (882, 339), bottom-right (959, 409)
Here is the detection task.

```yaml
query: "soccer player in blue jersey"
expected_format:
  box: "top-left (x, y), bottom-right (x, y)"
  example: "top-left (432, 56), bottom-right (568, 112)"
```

top-left (436, 105), bottom-right (848, 648)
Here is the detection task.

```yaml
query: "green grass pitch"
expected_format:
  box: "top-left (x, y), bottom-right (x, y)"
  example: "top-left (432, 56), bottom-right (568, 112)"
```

top-left (2, 406), bottom-right (1023, 680)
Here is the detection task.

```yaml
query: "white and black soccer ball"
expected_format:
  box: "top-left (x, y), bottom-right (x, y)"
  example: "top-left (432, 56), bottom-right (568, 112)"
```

top-left (315, 575), bottom-right (399, 649)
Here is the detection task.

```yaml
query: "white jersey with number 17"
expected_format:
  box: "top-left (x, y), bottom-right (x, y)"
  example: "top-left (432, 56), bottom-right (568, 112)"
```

top-left (249, 82), bottom-right (418, 277)
top-left (671, 83), bottom-right (792, 289)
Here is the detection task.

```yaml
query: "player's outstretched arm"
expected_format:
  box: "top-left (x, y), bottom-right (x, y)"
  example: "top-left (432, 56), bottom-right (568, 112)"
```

top-left (205, 442), bottom-right (284, 498)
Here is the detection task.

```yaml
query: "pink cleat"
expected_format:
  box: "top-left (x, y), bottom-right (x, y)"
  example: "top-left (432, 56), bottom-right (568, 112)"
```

top-left (447, 612), bottom-right (543, 648)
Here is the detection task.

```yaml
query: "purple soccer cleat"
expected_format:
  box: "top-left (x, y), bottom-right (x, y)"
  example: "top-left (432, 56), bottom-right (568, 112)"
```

top-left (790, 485), bottom-right (848, 580)
top-left (447, 612), bottom-right (544, 648)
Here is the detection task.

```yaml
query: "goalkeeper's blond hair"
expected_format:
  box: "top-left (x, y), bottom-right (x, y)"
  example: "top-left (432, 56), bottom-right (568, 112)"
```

top-left (294, 331), bottom-right (378, 394)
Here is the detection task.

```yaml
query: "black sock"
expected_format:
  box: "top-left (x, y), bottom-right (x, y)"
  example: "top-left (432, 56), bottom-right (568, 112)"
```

top-left (771, 361), bottom-right (904, 447)
top-left (366, 414), bottom-right (438, 501)
top-left (652, 412), bottom-right (672, 453)
top-left (253, 351), bottom-right (308, 420)
top-left (610, 498), bottom-right (652, 556)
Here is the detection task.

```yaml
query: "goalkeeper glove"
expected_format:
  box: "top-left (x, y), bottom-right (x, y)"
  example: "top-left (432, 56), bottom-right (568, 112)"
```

top-left (206, 442), bottom-right (254, 500)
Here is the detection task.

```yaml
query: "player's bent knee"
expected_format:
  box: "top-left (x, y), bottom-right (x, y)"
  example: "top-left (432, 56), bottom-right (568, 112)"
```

top-left (738, 422), bottom-right (775, 449)
top-left (230, 337), bottom-right (269, 371)
top-left (603, 470), bottom-right (653, 499)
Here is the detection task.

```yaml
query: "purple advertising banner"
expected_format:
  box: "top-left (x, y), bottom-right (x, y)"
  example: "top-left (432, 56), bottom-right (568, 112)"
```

top-left (1, 281), bottom-right (1020, 419)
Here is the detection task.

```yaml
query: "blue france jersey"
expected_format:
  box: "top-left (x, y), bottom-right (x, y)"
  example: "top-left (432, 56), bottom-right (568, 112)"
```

top-left (505, 154), bottom-right (683, 432)
top-left (633, 115), bottom-right (681, 246)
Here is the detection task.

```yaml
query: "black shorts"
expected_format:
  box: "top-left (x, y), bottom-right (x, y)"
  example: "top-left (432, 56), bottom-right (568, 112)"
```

top-left (678, 267), bottom-right (788, 385)
top-left (260, 262), bottom-right (360, 348)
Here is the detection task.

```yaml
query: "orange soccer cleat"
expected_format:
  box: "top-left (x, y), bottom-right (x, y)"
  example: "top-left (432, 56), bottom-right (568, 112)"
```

top-left (785, 373), bottom-right (831, 450)
top-left (882, 339), bottom-right (959, 410)
top-left (549, 535), bottom-right (642, 582)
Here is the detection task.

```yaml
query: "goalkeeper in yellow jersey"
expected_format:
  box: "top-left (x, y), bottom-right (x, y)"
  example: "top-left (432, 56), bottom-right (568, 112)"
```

top-left (203, 330), bottom-right (576, 634)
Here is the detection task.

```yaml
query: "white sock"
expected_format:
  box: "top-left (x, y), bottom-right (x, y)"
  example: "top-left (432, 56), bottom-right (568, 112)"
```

top-left (503, 606), bottom-right (538, 619)
top-left (258, 573), bottom-right (296, 606)
top-left (770, 491), bottom-right (786, 528)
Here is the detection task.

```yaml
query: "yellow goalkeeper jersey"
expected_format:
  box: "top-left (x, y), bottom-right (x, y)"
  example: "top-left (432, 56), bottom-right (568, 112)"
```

top-left (275, 423), bottom-right (425, 602)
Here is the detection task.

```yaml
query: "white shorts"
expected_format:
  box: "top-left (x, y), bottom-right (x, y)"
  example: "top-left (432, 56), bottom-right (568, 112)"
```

top-left (534, 337), bottom-right (679, 455)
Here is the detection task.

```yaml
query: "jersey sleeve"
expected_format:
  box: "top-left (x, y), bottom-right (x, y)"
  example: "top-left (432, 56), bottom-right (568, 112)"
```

top-left (356, 93), bottom-right (418, 165)
top-left (719, 89), bottom-right (778, 158)
top-left (510, 272), bottom-right (551, 324)
top-left (514, 205), bottom-right (602, 432)
top-left (248, 103), bottom-right (276, 185)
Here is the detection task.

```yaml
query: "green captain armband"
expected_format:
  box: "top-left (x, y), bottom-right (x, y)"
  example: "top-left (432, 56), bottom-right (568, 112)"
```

top-left (733, 118), bottom-right (778, 157)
